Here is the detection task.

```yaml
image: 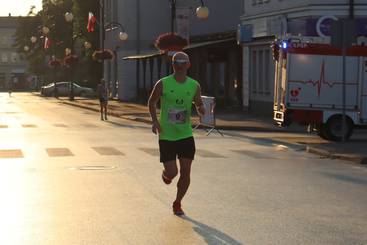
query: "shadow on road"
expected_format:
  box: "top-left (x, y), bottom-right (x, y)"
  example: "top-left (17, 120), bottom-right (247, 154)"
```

top-left (104, 119), bottom-right (149, 130)
top-left (322, 172), bottom-right (367, 186)
top-left (181, 216), bottom-right (243, 245)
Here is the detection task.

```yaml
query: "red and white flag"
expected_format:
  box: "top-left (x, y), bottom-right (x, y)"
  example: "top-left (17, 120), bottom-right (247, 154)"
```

top-left (87, 12), bottom-right (97, 33)
top-left (44, 37), bottom-right (51, 49)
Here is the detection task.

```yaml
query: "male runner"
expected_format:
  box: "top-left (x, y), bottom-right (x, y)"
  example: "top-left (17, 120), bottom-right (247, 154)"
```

top-left (148, 52), bottom-right (205, 216)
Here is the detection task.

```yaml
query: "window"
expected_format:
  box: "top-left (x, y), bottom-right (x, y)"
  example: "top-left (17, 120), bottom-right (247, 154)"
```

top-left (0, 73), bottom-right (5, 88)
top-left (11, 52), bottom-right (18, 63)
top-left (1, 53), bottom-right (8, 63)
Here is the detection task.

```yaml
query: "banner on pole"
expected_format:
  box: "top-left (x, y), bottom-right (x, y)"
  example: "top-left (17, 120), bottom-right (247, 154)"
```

top-left (176, 7), bottom-right (190, 43)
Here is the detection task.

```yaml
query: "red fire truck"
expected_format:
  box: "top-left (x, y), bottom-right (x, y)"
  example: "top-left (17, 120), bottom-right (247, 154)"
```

top-left (273, 36), bottom-right (367, 141)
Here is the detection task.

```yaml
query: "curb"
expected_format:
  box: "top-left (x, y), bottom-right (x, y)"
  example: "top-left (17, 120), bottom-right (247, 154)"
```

top-left (306, 146), bottom-right (367, 165)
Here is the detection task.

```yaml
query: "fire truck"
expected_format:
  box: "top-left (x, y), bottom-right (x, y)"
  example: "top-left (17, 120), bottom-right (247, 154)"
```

top-left (273, 36), bottom-right (367, 141)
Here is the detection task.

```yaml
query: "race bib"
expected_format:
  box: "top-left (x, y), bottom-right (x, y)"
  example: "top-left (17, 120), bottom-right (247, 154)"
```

top-left (168, 108), bottom-right (187, 124)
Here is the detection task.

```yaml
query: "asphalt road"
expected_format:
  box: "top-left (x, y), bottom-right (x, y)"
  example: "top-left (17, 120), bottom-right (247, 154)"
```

top-left (1, 93), bottom-right (367, 245)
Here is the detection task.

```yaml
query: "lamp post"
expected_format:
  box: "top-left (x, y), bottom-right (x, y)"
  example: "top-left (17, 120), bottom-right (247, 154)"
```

top-left (65, 11), bottom-right (75, 100)
top-left (99, 0), bottom-right (128, 83)
top-left (170, 0), bottom-right (209, 33)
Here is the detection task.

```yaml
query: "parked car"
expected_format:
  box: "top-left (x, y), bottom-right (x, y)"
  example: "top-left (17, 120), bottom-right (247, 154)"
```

top-left (41, 82), bottom-right (95, 97)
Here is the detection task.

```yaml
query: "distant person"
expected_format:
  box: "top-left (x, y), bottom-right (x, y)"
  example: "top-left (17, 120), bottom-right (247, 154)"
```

top-left (97, 79), bottom-right (109, 120)
top-left (8, 81), bottom-right (12, 97)
top-left (148, 52), bottom-right (205, 216)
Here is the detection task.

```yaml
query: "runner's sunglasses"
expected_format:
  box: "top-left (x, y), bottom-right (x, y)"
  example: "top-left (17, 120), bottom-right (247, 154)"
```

top-left (173, 59), bottom-right (189, 65)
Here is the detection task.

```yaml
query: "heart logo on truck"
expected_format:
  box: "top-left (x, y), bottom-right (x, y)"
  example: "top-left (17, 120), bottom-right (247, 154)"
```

top-left (290, 89), bottom-right (300, 97)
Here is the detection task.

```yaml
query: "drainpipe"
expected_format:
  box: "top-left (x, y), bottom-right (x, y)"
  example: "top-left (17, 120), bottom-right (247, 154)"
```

top-left (349, 0), bottom-right (354, 19)
top-left (136, 0), bottom-right (141, 54)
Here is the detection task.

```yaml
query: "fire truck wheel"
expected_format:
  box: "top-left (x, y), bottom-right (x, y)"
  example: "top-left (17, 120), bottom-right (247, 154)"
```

top-left (325, 116), bottom-right (353, 142)
top-left (316, 124), bottom-right (329, 140)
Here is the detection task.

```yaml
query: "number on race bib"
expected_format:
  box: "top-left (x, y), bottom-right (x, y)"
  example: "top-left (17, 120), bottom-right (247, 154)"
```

top-left (168, 108), bottom-right (187, 124)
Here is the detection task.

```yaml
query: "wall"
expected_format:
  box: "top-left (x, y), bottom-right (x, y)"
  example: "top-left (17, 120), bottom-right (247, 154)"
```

top-left (244, 0), bottom-right (367, 17)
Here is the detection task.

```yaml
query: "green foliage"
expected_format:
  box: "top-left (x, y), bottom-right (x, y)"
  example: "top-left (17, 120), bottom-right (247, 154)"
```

top-left (72, 0), bottom-right (102, 86)
top-left (13, 0), bottom-right (102, 85)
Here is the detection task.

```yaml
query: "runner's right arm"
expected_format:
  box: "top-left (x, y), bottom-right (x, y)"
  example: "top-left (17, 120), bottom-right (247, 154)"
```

top-left (148, 80), bottom-right (163, 134)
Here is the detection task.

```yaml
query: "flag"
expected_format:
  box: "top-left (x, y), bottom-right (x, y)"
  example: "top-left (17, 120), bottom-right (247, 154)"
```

top-left (44, 37), bottom-right (51, 49)
top-left (87, 12), bottom-right (97, 33)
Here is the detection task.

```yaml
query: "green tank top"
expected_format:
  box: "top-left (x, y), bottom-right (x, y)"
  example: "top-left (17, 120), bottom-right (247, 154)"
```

top-left (159, 75), bottom-right (198, 141)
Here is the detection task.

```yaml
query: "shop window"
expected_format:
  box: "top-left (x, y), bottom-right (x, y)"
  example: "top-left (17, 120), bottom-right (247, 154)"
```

top-left (250, 47), bottom-right (272, 96)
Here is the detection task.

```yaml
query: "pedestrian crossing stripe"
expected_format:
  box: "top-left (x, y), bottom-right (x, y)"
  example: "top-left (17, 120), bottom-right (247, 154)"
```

top-left (46, 148), bottom-right (74, 157)
top-left (0, 149), bottom-right (24, 158)
top-left (0, 147), bottom-right (227, 159)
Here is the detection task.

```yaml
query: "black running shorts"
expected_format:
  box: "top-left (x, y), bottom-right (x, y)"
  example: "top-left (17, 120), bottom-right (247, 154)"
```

top-left (99, 97), bottom-right (108, 103)
top-left (158, 136), bottom-right (196, 163)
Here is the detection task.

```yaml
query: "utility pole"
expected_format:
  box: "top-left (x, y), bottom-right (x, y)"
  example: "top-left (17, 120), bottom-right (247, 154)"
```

top-left (100, 0), bottom-right (105, 81)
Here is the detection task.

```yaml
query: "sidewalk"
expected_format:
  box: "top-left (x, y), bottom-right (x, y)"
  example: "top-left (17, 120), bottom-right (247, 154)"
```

top-left (44, 95), bottom-right (367, 165)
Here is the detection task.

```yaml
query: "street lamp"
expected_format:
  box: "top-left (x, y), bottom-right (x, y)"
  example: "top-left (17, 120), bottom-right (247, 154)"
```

top-left (30, 36), bottom-right (37, 43)
top-left (196, 4), bottom-right (209, 19)
top-left (42, 26), bottom-right (50, 35)
top-left (64, 12), bottom-right (73, 22)
top-left (65, 11), bottom-right (75, 100)
top-left (105, 21), bottom-right (129, 41)
top-left (99, 0), bottom-right (128, 82)
top-left (119, 31), bottom-right (128, 41)
top-left (84, 41), bottom-right (92, 49)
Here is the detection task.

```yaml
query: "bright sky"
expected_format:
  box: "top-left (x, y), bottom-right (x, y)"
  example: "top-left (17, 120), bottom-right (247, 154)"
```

top-left (0, 0), bottom-right (42, 17)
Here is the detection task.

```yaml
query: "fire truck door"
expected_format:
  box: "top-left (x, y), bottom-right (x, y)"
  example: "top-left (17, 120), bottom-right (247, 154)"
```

top-left (362, 58), bottom-right (367, 121)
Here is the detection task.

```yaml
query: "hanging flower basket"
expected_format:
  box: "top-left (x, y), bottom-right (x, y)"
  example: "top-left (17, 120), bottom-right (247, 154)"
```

top-left (92, 49), bottom-right (115, 62)
top-left (48, 59), bottom-right (61, 68)
top-left (63, 54), bottom-right (78, 68)
top-left (154, 33), bottom-right (188, 52)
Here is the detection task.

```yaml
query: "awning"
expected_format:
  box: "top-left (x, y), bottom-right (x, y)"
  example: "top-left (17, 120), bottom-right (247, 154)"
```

top-left (122, 51), bottom-right (162, 60)
top-left (122, 37), bottom-right (235, 61)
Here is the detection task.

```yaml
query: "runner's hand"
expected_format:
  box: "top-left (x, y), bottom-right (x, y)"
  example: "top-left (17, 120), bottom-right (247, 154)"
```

top-left (197, 105), bottom-right (205, 116)
top-left (152, 120), bottom-right (161, 134)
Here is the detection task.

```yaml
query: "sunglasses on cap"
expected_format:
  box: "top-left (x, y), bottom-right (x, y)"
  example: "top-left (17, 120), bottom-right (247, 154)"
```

top-left (173, 59), bottom-right (189, 65)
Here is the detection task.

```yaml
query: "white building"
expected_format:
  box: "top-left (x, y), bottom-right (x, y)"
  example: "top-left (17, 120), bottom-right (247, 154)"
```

top-left (0, 17), bottom-right (29, 91)
top-left (239, 0), bottom-right (367, 115)
top-left (103, 0), bottom-right (243, 106)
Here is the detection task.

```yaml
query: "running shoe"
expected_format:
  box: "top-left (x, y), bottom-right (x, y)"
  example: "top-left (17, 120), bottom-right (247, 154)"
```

top-left (162, 171), bottom-right (172, 185)
top-left (172, 201), bottom-right (185, 216)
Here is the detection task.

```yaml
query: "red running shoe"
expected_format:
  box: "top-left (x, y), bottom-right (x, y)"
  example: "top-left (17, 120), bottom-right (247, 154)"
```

top-left (172, 201), bottom-right (185, 216)
top-left (162, 171), bottom-right (172, 185)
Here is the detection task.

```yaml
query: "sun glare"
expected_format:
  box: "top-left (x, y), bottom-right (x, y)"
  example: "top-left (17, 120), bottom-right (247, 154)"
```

top-left (0, 1), bottom-right (42, 17)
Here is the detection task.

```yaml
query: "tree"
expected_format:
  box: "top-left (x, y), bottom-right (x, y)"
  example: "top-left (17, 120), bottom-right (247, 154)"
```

top-left (13, 1), bottom-right (103, 87)
top-left (13, 14), bottom-right (45, 78)
top-left (72, 0), bottom-right (102, 87)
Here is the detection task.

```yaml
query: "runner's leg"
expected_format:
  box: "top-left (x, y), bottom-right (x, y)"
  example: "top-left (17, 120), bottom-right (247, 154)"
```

top-left (175, 158), bottom-right (192, 203)
top-left (163, 160), bottom-right (178, 181)
top-left (100, 102), bottom-right (104, 120)
top-left (104, 102), bottom-right (108, 120)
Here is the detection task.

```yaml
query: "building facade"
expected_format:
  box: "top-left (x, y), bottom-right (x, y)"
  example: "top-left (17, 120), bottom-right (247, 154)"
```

top-left (239, 0), bottom-right (367, 115)
top-left (0, 17), bottom-right (29, 91)
top-left (103, 0), bottom-right (243, 107)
